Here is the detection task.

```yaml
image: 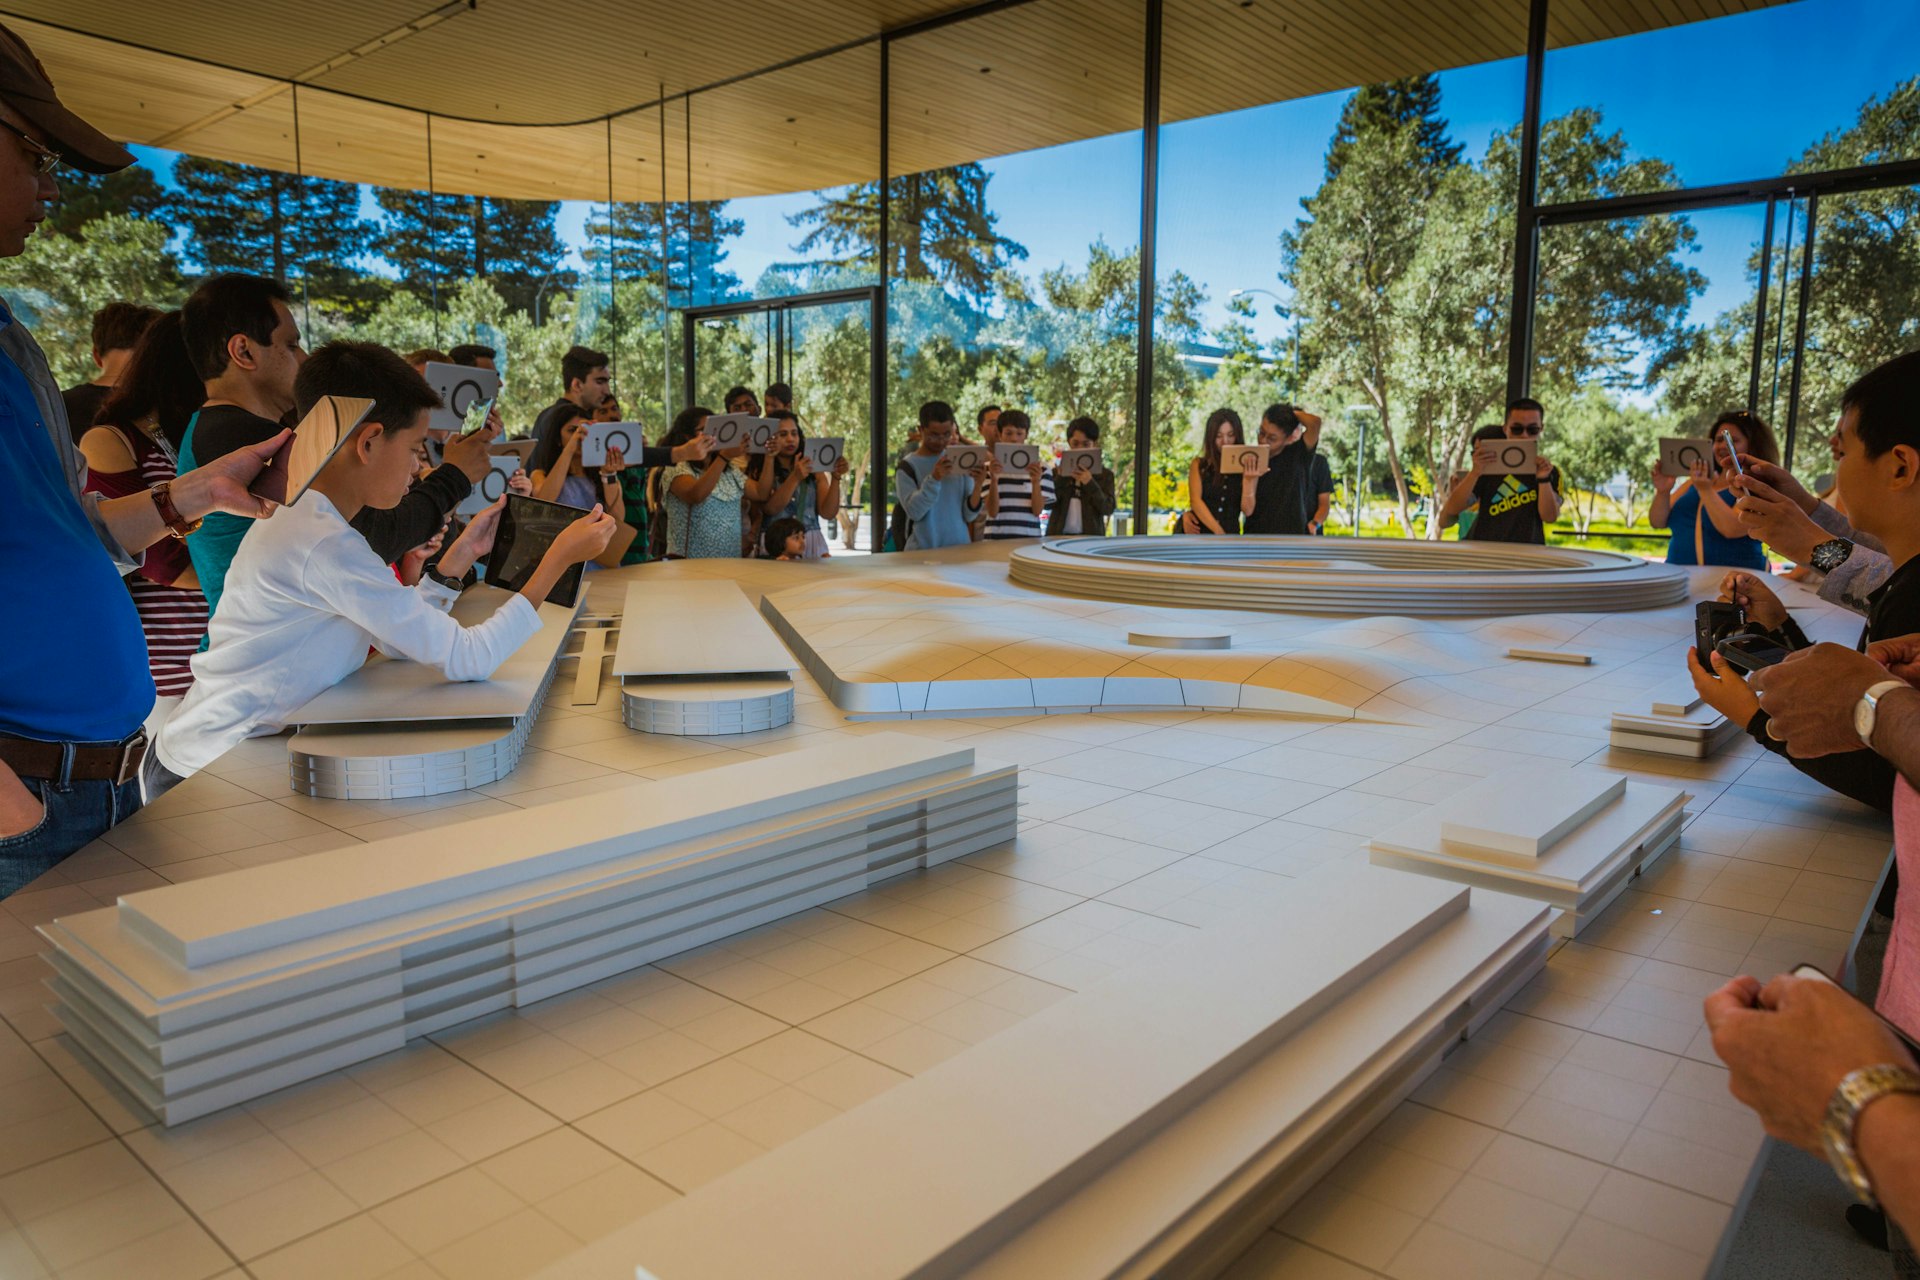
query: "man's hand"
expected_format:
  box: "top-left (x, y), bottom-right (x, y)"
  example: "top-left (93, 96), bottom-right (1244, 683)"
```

top-left (1470, 443), bottom-right (1497, 477)
top-left (442, 424), bottom-right (496, 483)
top-left (1752, 643), bottom-right (1895, 757)
top-left (0, 761), bottom-right (42, 841)
top-left (1688, 645), bottom-right (1760, 727)
top-left (1535, 454), bottom-right (1555, 482)
top-left (172, 429), bottom-right (292, 521)
top-left (439, 496), bottom-right (507, 577)
top-left (1026, 461), bottom-right (1045, 483)
top-left (398, 522), bottom-right (448, 586)
top-left (1651, 462), bottom-right (1675, 495)
top-left (1731, 474), bottom-right (1828, 563)
top-left (1744, 459), bottom-right (1820, 515)
top-left (1705, 974), bottom-right (1915, 1153)
top-left (671, 434), bottom-right (714, 466)
top-left (1869, 634), bottom-right (1920, 685)
top-left (551, 505), bottom-right (617, 565)
top-left (1721, 569), bottom-right (1789, 630)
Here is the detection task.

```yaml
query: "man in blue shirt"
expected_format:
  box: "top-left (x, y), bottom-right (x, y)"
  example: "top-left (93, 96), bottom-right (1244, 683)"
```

top-left (0, 22), bottom-right (286, 897)
top-left (895, 401), bottom-right (987, 551)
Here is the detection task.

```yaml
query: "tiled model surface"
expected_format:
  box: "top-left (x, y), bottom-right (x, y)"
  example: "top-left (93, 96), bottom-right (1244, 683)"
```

top-left (1371, 769), bottom-right (1688, 937)
top-left (0, 549), bottom-right (1888, 1280)
top-left (546, 863), bottom-right (1551, 1279)
top-left (614, 582), bottom-right (797, 735)
top-left (42, 736), bottom-right (1016, 1124)
top-left (282, 590), bottom-right (587, 800)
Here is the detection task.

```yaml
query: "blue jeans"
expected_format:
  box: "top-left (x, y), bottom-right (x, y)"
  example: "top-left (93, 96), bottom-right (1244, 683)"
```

top-left (0, 772), bottom-right (143, 899)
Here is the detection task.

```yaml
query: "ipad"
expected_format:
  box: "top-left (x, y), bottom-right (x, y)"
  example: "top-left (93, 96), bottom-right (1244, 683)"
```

top-left (1059, 447), bottom-right (1102, 479)
top-left (1659, 436), bottom-right (1711, 478)
top-left (421, 362), bottom-right (501, 436)
top-left (1219, 443), bottom-right (1268, 474)
top-left (581, 420), bottom-right (641, 468)
top-left (456, 453), bottom-right (521, 518)
top-left (1484, 437), bottom-right (1536, 475)
top-left (249, 395), bottom-right (376, 506)
top-left (802, 436), bottom-right (844, 471)
top-left (483, 494), bottom-right (585, 607)
top-left (943, 444), bottom-right (989, 473)
top-left (491, 439), bottom-right (536, 464)
top-left (995, 442), bottom-right (1040, 472)
top-left (703, 413), bottom-right (777, 451)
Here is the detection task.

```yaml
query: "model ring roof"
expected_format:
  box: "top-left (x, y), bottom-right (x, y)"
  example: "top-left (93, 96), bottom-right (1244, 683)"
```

top-left (25, 0), bottom-right (1787, 201)
top-left (1007, 535), bottom-right (1691, 616)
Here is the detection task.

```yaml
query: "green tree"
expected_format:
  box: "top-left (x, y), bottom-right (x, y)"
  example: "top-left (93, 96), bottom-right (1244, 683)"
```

top-left (47, 165), bottom-right (169, 237)
top-left (789, 165), bottom-right (1027, 307)
top-left (0, 215), bottom-right (184, 385)
top-left (583, 200), bottom-right (744, 304)
top-left (1325, 75), bottom-right (1462, 182)
top-left (173, 158), bottom-right (373, 300)
top-left (1548, 386), bottom-right (1662, 534)
top-left (376, 190), bottom-right (574, 315)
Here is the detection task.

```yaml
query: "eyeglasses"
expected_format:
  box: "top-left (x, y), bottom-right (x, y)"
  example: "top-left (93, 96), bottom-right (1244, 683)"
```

top-left (1508, 424), bottom-right (1542, 437)
top-left (0, 119), bottom-right (60, 175)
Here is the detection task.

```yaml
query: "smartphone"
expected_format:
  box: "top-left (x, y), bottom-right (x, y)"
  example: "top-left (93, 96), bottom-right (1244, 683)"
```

top-left (463, 395), bottom-right (496, 436)
top-left (1722, 429), bottom-right (1746, 477)
top-left (1716, 633), bottom-right (1792, 674)
top-left (1794, 964), bottom-right (1920, 1056)
top-left (1695, 600), bottom-right (1745, 668)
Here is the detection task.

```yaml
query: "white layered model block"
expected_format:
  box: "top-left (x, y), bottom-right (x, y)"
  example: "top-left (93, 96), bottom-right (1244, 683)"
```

top-left (39, 734), bottom-right (1016, 1124)
top-left (614, 581), bottom-right (797, 736)
top-left (536, 862), bottom-right (1552, 1280)
top-left (1609, 691), bottom-right (1739, 759)
top-left (284, 587), bottom-right (585, 799)
top-left (1371, 766), bottom-right (1686, 936)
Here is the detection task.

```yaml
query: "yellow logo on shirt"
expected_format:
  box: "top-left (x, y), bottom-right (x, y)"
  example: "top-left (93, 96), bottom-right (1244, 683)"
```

top-left (1486, 475), bottom-right (1537, 517)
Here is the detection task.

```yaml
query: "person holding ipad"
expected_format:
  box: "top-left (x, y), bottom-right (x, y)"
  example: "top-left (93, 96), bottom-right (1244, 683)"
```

top-left (1650, 409), bottom-right (1777, 569)
top-left (1182, 408), bottom-right (1255, 535)
top-left (661, 407), bottom-right (750, 558)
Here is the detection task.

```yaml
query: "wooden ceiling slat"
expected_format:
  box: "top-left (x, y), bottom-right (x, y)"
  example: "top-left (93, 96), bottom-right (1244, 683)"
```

top-left (25, 0), bottom-right (1794, 202)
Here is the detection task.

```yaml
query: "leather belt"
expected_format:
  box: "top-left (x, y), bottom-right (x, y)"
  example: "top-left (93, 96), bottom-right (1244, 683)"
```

top-left (0, 730), bottom-right (148, 786)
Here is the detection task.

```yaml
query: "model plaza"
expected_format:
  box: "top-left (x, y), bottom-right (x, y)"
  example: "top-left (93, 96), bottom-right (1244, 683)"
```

top-left (5, 1), bottom-right (1915, 1278)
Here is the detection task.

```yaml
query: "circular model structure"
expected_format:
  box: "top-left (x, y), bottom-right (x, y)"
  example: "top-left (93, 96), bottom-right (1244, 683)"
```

top-left (1126, 625), bottom-right (1234, 650)
top-left (622, 677), bottom-right (795, 736)
top-left (1009, 536), bottom-right (1689, 617)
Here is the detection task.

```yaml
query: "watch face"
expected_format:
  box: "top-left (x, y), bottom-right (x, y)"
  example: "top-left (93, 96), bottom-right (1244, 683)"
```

top-left (1856, 697), bottom-right (1877, 743)
top-left (1813, 539), bottom-right (1852, 572)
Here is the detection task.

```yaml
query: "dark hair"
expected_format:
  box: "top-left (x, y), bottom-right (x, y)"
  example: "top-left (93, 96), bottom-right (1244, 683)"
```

top-left (94, 311), bottom-right (202, 451)
top-left (763, 409), bottom-right (807, 484)
top-left (293, 340), bottom-right (442, 435)
top-left (661, 405), bottom-right (715, 450)
top-left (91, 302), bottom-right (162, 356)
top-left (1471, 423), bottom-right (1506, 445)
top-left (1261, 402), bottom-right (1300, 434)
top-left (998, 409), bottom-right (1032, 435)
top-left (1842, 352), bottom-right (1920, 458)
top-left (181, 273), bottom-right (290, 381)
top-left (1068, 415), bottom-right (1100, 442)
top-left (723, 384), bottom-right (757, 412)
top-left (763, 516), bottom-right (807, 557)
top-left (919, 399), bottom-right (956, 428)
top-left (1711, 410), bottom-right (1781, 467)
top-left (1506, 396), bottom-right (1545, 419)
top-left (977, 403), bottom-right (1001, 426)
top-left (528, 402), bottom-right (593, 478)
top-left (560, 344), bottom-right (609, 391)
top-left (765, 381), bottom-right (793, 405)
top-left (404, 348), bottom-right (451, 369)
top-left (449, 343), bottom-right (495, 366)
top-left (1200, 408), bottom-right (1244, 474)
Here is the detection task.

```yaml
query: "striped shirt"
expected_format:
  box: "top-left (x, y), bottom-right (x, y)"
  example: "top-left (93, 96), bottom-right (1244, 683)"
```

top-left (85, 424), bottom-right (209, 697)
top-left (984, 466), bottom-right (1055, 539)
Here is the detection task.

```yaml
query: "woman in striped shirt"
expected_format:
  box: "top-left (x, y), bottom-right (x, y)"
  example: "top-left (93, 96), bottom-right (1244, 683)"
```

top-left (77, 311), bottom-right (209, 699)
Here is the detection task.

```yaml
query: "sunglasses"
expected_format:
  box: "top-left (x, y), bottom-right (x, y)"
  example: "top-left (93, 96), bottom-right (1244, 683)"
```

top-left (0, 119), bottom-right (60, 176)
top-left (1508, 424), bottom-right (1542, 437)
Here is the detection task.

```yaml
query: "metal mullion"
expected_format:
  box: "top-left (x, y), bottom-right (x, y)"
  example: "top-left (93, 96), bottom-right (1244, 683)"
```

top-left (1504, 0), bottom-right (1549, 400)
top-left (1746, 197), bottom-right (1775, 415)
top-left (1784, 192), bottom-right (1820, 471)
top-left (1133, 0), bottom-right (1161, 534)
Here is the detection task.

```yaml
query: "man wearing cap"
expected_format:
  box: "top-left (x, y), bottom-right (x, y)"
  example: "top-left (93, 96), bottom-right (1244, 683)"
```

top-left (0, 21), bottom-right (288, 897)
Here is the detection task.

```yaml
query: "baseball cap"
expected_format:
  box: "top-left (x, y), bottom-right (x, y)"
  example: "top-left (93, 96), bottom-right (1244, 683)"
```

top-left (0, 21), bottom-right (132, 174)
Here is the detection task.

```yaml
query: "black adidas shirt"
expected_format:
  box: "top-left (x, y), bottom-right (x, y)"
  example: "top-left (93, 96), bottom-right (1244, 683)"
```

top-left (1466, 466), bottom-right (1561, 545)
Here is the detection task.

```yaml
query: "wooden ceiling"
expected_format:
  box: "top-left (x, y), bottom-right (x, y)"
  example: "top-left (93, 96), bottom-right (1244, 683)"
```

top-left (18, 0), bottom-right (1790, 201)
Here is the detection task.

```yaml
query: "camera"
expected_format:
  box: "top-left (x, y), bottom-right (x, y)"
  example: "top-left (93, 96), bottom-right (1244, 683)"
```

top-left (1695, 600), bottom-right (1745, 668)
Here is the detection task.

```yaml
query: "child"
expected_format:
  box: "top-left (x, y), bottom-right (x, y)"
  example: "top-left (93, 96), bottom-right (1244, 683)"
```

top-left (763, 516), bottom-right (808, 561)
top-left (154, 341), bottom-right (614, 782)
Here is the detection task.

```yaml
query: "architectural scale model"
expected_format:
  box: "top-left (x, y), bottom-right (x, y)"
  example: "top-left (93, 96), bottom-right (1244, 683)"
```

top-left (39, 735), bottom-right (1017, 1124)
top-left (614, 581), bottom-right (798, 736)
top-left (538, 862), bottom-right (1550, 1280)
top-left (1368, 767), bottom-right (1688, 936)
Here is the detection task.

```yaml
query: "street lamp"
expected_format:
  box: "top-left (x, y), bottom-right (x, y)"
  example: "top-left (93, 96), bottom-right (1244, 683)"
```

top-left (1345, 403), bottom-right (1376, 537)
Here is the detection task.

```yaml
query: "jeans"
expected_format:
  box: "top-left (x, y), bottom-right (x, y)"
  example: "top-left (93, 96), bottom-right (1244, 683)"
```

top-left (0, 771), bottom-right (143, 899)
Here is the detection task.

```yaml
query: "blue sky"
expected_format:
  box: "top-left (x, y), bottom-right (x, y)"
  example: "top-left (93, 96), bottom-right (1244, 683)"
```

top-left (127, 0), bottom-right (1916, 371)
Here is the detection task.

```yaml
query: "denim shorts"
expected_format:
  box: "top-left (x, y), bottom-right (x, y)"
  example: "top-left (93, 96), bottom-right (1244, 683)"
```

top-left (0, 773), bottom-right (143, 899)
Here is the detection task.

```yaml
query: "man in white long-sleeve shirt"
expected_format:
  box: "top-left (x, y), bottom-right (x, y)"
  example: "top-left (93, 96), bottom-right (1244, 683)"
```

top-left (156, 341), bottom-right (613, 780)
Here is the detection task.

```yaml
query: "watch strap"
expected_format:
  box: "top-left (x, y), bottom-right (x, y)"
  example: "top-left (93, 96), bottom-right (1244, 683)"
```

top-left (1812, 538), bottom-right (1855, 573)
top-left (1822, 1063), bottom-right (1920, 1208)
top-left (150, 480), bottom-right (200, 540)
top-left (1860, 679), bottom-right (1910, 748)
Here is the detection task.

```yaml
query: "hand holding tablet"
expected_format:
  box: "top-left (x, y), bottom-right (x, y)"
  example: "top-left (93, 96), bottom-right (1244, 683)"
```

top-left (581, 421), bottom-right (640, 468)
top-left (248, 395), bottom-right (377, 506)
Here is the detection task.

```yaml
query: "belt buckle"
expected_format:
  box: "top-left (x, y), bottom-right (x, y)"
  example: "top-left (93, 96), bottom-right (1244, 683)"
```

top-left (115, 730), bottom-right (147, 787)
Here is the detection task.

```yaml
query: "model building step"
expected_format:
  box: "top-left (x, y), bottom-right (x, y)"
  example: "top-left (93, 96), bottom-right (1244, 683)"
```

top-left (40, 733), bottom-right (1017, 1124)
top-left (621, 676), bottom-right (795, 737)
top-left (612, 580), bottom-right (795, 679)
top-left (1437, 769), bottom-right (1626, 857)
top-left (536, 863), bottom-right (1551, 1280)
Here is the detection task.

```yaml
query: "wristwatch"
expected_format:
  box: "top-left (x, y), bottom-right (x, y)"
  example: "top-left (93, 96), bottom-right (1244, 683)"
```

top-left (1856, 680), bottom-right (1910, 748)
top-left (1811, 538), bottom-right (1855, 573)
top-left (149, 480), bottom-right (201, 539)
top-left (1822, 1063), bottom-right (1920, 1208)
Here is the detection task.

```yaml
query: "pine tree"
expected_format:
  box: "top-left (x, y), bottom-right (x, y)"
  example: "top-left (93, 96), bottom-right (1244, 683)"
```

top-left (47, 165), bottom-right (169, 237)
top-left (172, 158), bottom-right (373, 298)
top-left (787, 164), bottom-right (1026, 307)
top-left (1324, 74), bottom-right (1463, 184)
top-left (582, 200), bottom-right (744, 304)
top-left (375, 190), bottom-right (574, 314)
